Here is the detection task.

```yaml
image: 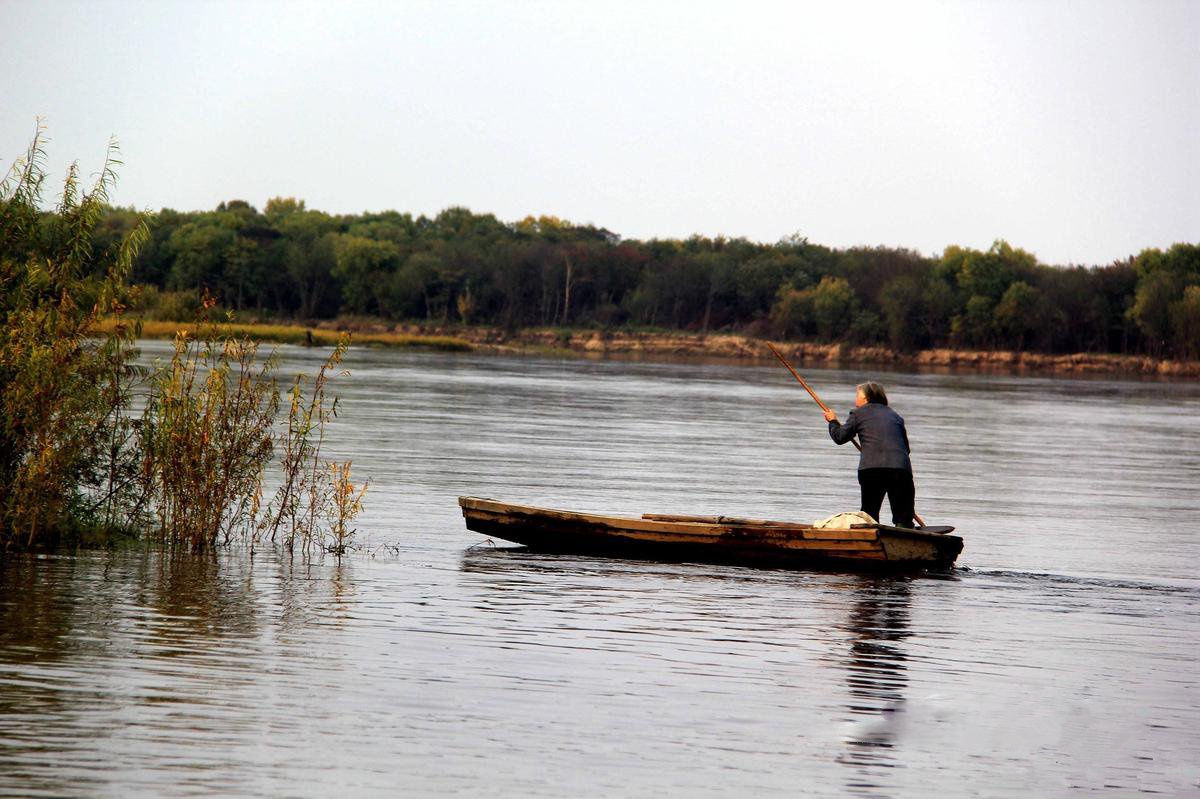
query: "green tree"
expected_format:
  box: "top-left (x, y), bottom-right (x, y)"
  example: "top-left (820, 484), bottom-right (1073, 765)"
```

top-left (1134, 243), bottom-right (1200, 285)
top-left (847, 309), bottom-right (884, 345)
top-left (735, 252), bottom-right (817, 322)
top-left (810, 276), bottom-right (859, 341)
top-left (879, 273), bottom-right (954, 350)
top-left (770, 275), bottom-right (858, 341)
top-left (223, 237), bottom-right (260, 311)
top-left (276, 210), bottom-right (339, 318)
top-left (264, 196), bottom-right (306, 218)
top-left (994, 281), bottom-right (1040, 350)
top-left (955, 295), bottom-right (996, 348)
top-left (1170, 285), bottom-right (1200, 360)
top-left (1128, 270), bottom-right (1177, 354)
top-left (1131, 244), bottom-right (1200, 357)
top-left (838, 246), bottom-right (926, 309)
top-left (166, 218), bottom-right (235, 291)
top-left (388, 251), bottom-right (444, 319)
top-left (769, 285), bottom-right (813, 339)
top-left (332, 235), bottom-right (401, 315)
top-left (940, 240), bottom-right (1036, 303)
top-left (131, 208), bottom-right (187, 286)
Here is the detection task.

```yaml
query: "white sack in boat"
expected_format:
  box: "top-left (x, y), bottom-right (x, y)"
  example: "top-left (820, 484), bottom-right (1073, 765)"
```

top-left (812, 511), bottom-right (877, 529)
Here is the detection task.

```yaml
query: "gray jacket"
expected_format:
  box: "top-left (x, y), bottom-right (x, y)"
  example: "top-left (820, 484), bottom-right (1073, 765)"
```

top-left (828, 402), bottom-right (912, 472)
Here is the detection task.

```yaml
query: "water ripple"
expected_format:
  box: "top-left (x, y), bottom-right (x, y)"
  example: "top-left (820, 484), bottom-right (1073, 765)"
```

top-left (2, 347), bottom-right (1198, 796)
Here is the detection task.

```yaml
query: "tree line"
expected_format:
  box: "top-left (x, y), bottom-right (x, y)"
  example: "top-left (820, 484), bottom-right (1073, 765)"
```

top-left (90, 198), bottom-right (1200, 359)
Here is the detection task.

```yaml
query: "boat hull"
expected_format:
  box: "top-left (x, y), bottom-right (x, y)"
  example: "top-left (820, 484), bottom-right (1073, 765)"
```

top-left (459, 497), bottom-right (963, 572)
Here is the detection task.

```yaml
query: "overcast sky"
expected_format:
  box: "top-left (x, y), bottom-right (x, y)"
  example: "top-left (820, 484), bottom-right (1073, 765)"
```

top-left (2, 0), bottom-right (1196, 265)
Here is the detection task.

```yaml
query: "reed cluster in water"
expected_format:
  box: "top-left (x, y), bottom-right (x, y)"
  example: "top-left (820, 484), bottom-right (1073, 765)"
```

top-left (140, 312), bottom-right (279, 548)
top-left (259, 333), bottom-right (367, 555)
top-left (0, 127), bottom-right (366, 554)
top-left (141, 311), bottom-right (367, 554)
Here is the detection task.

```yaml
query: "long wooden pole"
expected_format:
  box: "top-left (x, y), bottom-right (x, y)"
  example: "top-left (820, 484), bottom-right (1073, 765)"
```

top-left (765, 342), bottom-right (926, 527)
top-left (765, 342), bottom-right (858, 450)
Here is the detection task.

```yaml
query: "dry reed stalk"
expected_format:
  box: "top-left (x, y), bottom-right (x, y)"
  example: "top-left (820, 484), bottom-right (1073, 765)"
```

top-left (259, 336), bottom-right (347, 553)
top-left (140, 306), bottom-right (279, 551)
top-left (326, 461), bottom-right (368, 555)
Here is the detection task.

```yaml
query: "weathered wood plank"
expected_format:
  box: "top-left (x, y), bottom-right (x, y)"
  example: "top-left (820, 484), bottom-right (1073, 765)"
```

top-left (802, 528), bottom-right (880, 541)
top-left (642, 513), bottom-right (812, 528)
top-left (776, 539), bottom-right (882, 552)
top-left (642, 513), bottom-right (723, 523)
top-left (468, 508), bottom-right (731, 538)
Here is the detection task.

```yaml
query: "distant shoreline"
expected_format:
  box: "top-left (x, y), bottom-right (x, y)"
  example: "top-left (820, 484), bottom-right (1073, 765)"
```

top-left (103, 319), bottom-right (1200, 379)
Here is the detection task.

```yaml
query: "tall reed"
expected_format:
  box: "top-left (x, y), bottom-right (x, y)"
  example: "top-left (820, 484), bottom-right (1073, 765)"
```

top-left (326, 460), bottom-right (368, 556)
top-left (258, 335), bottom-right (369, 555)
top-left (139, 304), bottom-right (366, 553)
top-left (0, 124), bottom-right (149, 549)
top-left (139, 305), bottom-right (280, 550)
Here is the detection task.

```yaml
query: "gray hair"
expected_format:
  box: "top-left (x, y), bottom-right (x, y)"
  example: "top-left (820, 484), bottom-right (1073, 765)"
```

top-left (856, 381), bottom-right (889, 405)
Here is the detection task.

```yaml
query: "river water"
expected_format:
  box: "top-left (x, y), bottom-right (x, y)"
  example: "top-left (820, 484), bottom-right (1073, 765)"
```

top-left (1, 343), bottom-right (1198, 797)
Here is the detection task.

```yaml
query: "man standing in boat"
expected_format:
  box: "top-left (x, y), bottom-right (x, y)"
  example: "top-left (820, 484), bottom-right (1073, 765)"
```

top-left (823, 382), bottom-right (916, 528)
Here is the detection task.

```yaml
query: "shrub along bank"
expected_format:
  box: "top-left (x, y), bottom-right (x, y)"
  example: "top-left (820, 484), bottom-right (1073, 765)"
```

top-left (0, 130), bottom-right (365, 552)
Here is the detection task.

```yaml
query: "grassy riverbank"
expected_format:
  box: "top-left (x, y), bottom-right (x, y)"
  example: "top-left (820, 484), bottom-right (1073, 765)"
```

top-left (98, 319), bottom-right (473, 351)
top-left (111, 318), bottom-right (1200, 378)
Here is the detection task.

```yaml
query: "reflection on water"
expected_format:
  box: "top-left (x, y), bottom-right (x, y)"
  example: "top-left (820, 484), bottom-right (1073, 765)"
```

top-left (837, 580), bottom-right (911, 795)
top-left (2, 346), bottom-right (1199, 797)
top-left (0, 551), bottom-right (369, 797)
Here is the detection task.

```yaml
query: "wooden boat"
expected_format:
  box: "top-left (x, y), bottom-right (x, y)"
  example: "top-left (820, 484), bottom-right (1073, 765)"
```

top-left (459, 496), bottom-right (963, 571)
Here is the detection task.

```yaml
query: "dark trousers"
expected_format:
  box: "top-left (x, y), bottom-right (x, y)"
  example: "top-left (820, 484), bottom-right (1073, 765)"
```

top-left (858, 468), bottom-right (915, 528)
